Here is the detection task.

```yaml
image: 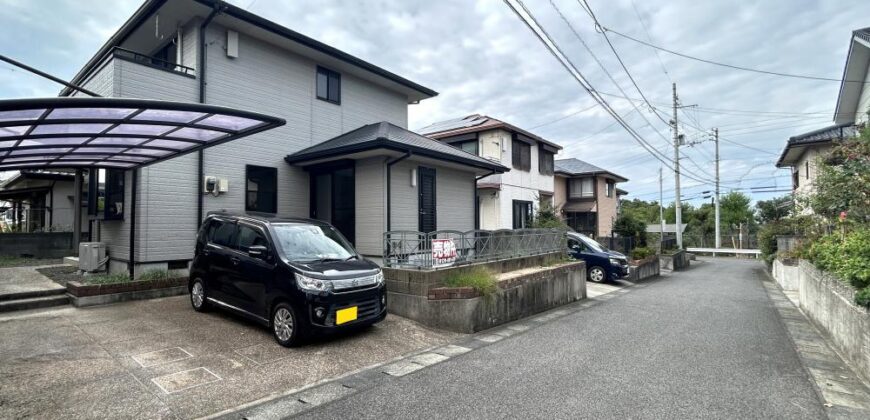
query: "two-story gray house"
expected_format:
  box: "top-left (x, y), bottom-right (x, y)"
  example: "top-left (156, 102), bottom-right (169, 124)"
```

top-left (64, 0), bottom-right (505, 276)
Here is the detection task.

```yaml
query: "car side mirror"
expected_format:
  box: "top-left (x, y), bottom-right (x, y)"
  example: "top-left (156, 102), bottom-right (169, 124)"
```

top-left (248, 245), bottom-right (269, 259)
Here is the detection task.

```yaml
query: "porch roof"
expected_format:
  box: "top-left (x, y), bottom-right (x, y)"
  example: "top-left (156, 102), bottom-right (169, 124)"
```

top-left (563, 201), bottom-right (597, 213)
top-left (0, 97), bottom-right (285, 172)
top-left (285, 121), bottom-right (509, 173)
top-left (0, 186), bottom-right (51, 201)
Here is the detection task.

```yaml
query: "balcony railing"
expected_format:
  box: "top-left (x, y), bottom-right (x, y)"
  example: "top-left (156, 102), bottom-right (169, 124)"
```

top-left (102, 47), bottom-right (195, 77)
top-left (383, 228), bottom-right (566, 270)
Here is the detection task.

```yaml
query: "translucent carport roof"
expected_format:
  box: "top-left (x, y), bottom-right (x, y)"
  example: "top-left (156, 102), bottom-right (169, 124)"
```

top-left (0, 97), bottom-right (285, 171)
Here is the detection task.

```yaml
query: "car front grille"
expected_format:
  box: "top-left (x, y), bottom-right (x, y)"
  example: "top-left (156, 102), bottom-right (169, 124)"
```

top-left (325, 295), bottom-right (381, 326)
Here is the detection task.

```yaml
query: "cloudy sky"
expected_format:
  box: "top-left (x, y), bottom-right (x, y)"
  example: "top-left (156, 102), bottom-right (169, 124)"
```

top-left (2, 0), bottom-right (868, 206)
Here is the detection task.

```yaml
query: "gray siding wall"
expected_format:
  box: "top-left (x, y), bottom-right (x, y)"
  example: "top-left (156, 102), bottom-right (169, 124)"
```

top-left (389, 159), bottom-right (476, 233)
top-left (354, 157), bottom-right (386, 256)
top-left (88, 20), bottom-right (410, 264)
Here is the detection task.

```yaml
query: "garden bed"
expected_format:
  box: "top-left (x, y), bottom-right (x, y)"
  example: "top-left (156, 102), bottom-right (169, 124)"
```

top-left (0, 256), bottom-right (63, 268)
top-left (37, 266), bottom-right (188, 307)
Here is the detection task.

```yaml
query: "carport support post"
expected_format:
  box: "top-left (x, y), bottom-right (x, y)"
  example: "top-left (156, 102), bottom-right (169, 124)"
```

top-left (72, 168), bottom-right (82, 254)
top-left (128, 168), bottom-right (138, 279)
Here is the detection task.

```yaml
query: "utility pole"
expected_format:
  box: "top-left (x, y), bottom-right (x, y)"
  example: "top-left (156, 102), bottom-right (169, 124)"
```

top-left (671, 83), bottom-right (683, 249)
top-left (659, 166), bottom-right (665, 250)
top-left (713, 128), bottom-right (721, 250)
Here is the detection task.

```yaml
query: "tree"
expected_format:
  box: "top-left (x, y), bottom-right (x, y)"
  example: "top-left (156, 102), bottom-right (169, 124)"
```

top-left (720, 191), bottom-right (753, 231)
top-left (808, 125), bottom-right (870, 223)
top-left (756, 195), bottom-right (793, 224)
top-left (532, 202), bottom-right (567, 229)
top-left (613, 213), bottom-right (647, 245)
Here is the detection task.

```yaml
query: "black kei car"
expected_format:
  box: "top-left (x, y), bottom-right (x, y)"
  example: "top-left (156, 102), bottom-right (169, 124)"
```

top-left (189, 212), bottom-right (386, 347)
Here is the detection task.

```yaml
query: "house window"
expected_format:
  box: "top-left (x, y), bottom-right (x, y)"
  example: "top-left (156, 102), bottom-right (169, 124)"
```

top-left (606, 180), bottom-right (614, 198)
top-left (512, 200), bottom-right (533, 229)
top-left (569, 177), bottom-right (594, 199)
top-left (512, 139), bottom-right (531, 171)
top-left (538, 147), bottom-right (554, 175)
top-left (104, 169), bottom-right (125, 220)
top-left (316, 66), bottom-right (341, 104)
top-left (246, 165), bottom-right (277, 213)
top-left (793, 169), bottom-right (800, 188)
top-left (566, 212), bottom-right (597, 236)
top-left (451, 140), bottom-right (479, 155)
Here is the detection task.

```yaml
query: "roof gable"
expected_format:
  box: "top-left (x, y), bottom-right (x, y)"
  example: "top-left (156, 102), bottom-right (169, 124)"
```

top-left (419, 115), bottom-right (563, 150)
top-left (833, 27), bottom-right (870, 125)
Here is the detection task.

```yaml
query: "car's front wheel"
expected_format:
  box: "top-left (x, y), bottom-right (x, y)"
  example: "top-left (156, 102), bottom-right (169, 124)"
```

top-left (190, 278), bottom-right (209, 312)
top-left (588, 266), bottom-right (606, 283)
top-left (272, 302), bottom-right (306, 347)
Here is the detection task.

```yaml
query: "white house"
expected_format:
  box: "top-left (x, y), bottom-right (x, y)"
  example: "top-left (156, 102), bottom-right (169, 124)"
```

top-left (419, 115), bottom-right (562, 230)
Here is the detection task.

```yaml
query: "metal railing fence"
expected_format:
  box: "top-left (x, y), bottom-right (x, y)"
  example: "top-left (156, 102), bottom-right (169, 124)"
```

top-left (383, 228), bottom-right (567, 269)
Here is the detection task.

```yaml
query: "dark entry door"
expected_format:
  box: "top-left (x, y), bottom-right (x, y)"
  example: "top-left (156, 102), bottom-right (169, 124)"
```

top-left (310, 162), bottom-right (355, 244)
top-left (418, 167), bottom-right (436, 233)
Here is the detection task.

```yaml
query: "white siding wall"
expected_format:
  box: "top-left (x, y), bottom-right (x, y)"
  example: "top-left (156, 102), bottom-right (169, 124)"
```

top-left (478, 192), bottom-right (500, 230)
top-left (794, 145), bottom-right (833, 198)
top-left (856, 60), bottom-right (870, 124)
top-left (474, 128), bottom-right (555, 229)
top-left (354, 157), bottom-right (386, 256)
top-left (388, 159), bottom-right (475, 234)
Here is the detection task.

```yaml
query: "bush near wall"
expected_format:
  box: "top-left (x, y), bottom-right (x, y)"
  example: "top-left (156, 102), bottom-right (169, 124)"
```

top-left (805, 229), bottom-right (870, 308)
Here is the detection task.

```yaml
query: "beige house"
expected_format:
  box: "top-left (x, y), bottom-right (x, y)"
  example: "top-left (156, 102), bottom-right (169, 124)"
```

top-left (776, 27), bottom-right (869, 198)
top-left (553, 158), bottom-right (627, 238)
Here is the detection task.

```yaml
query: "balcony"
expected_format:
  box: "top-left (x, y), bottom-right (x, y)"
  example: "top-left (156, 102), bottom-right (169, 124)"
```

top-left (103, 47), bottom-right (195, 78)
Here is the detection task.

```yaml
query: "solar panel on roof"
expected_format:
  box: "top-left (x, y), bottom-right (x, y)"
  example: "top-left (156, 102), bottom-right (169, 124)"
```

top-left (418, 115), bottom-right (488, 134)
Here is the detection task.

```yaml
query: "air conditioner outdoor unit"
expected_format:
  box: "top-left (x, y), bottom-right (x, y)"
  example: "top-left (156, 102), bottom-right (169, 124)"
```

top-left (79, 242), bottom-right (106, 272)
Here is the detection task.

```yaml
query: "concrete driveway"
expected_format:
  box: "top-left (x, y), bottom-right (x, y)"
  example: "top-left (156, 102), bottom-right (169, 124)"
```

top-left (0, 295), bottom-right (457, 419)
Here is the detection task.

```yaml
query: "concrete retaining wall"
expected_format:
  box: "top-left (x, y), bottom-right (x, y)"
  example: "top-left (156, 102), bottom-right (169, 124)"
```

top-left (659, 250), bottom-right (690, 271)
top-left (626, 257), bottom-right (660, 282)
top-left (797, 260), bottom-right (870, 383)
top-left (0, 232), bottom-right (73, 258)
top-left (772, 258), bottom-right (799, 291)
top-left (387, 261), bottom-right (586, 333)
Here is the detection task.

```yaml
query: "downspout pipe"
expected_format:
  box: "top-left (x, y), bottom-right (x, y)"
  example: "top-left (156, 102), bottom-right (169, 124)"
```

top-left (197, 5), bottom-right (223, 227)
top-left (128, 169), bottom-right (138, 279)
top-left (385, 151), bottom-right (412, 231)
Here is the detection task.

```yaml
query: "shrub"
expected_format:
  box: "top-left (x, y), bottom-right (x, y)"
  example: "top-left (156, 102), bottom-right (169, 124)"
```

top-left (139, 269), bottom-right (171, 281)
top-left (532, 203), bottom-right (568, 229)
top-left (855, 288), bottom-right (870, 309)
top-left (444, 267), bottom-right (497, 294)
top-left (630, 246), bottom-right (655, 260)
top-left (807, 229), bottom-right (870, 289)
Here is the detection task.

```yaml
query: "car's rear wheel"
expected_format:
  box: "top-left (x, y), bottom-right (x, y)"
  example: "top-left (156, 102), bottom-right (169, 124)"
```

top-left (190, 278), bottom-right (209, 312)
top-left (588, 266), bottom-right (606, 283)
top-left (272, 302), bottom-right (305, 347)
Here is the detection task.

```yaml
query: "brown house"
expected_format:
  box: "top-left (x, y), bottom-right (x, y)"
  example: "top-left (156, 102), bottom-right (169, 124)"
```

top-left (553, 158), bottom-right (627, 238)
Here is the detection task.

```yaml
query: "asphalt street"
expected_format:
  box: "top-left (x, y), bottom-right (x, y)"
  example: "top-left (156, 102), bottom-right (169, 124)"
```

top-left (299, 259), bottom-right (829, 419)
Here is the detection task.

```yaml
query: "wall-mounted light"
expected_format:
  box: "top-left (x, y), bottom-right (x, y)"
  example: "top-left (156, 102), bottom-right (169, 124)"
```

top-left (411, 168), bottom-right (417, 187)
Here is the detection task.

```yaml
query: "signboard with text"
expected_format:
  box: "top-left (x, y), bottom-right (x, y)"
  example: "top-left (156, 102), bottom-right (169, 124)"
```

top-left (431, 238), bottom-right (457, 267)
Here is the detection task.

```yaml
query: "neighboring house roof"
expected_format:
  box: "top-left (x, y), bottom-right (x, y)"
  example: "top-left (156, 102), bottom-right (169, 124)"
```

top-left (775, 123), bottom-right (859, 167)
top-left (0, 170), bottom-right (75, 190)
top-left (554, 158), bottom-right (628, 182)
top-left (419, 115), bottom-right (563, 151)
top-left (61, 0), bottom-right (437, 101)
top-left (833, 27), bottom-right (870, 125)
top-left (645, 223), bottom-right (687, 234)
top-left (285, 121), bottom-right (509, 173)
top-left (616, 188), bottom-right (629, 196)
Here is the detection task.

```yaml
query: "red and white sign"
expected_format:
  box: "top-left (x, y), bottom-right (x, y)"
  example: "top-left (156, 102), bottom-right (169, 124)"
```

top-left (431, 239), bottom-right (457, 267)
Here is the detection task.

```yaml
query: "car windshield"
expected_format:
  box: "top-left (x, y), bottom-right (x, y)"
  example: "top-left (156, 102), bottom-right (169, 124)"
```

top-left (576, 233), bottom-right (607, 253)
top-left (271, 223), bottom-right (355, 263)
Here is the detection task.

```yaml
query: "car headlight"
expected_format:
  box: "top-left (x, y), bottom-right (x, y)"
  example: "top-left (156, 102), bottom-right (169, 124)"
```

top-left (609, 258), bottom-right (622, 266)
top-left (373, 270), bottom-right (385, 285)
top-left (295, 273), bottom-right (333, 292)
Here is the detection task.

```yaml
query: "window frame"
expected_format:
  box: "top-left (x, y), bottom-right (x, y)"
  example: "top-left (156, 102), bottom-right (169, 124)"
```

top-left (538, 146), bottom-right (554, 176)
top-left (316, 66), bottom-right (341, 105)
top-left (245, 165), bottom-right (278, 214)
top-left (450, 139), bottom-right (479, 156)
top-left (606, 180), bottom-right (614, 198)
top-left (569, 177), bottom-right (595, 199)
top-left (512, 138), bottom-right (531, 171)
top-left (103, 169), bottom-right (125, 221)
top-left (512, 200), bottom-right (533, 229)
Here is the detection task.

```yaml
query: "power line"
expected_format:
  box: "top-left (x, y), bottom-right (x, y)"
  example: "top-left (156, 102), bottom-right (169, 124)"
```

top-left (628, 0), bottom-right (671, 83)
top-left (528, 102), bottom-right (599, 129)
top-left (602, 26), bottom-right (869, 84)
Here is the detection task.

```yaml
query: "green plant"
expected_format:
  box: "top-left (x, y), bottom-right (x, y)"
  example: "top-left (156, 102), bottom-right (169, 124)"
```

top-left (83, 273), bottom-right (131, 285)
top-left (807, 229), bottom-right (870, 289)
top-left (139, 269), bottom-right (171, 281)
top-left (613, 213), bottom-right (647, 246)
top-left (443, 267), bottom-right (497, 294)
top-left (809, 128), bottom-right (870, 221)
top-left (855, 288), bottom-right (870, 309)
top-left (532, 202), bottom-right (568, 229)
top-left (630, 246), bottom-right (655, 260)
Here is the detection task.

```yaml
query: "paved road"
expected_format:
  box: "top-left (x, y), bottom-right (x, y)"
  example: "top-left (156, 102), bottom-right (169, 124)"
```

top-left (299, 259), bottom-right (828, 419)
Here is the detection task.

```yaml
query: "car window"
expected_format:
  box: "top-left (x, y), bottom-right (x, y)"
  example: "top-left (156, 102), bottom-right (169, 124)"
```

top-left (271, 223), bottom-right (355, 262)
top-left (568, 238), bottom-right (582, 250)
top-left (209, 220), bottom-right (237, 247)
top-left (237, 224), bottom-right (269, 252)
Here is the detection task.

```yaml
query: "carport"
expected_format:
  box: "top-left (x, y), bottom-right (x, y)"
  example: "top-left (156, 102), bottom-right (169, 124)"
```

top-left (0, 96), bottom-right (284, 276)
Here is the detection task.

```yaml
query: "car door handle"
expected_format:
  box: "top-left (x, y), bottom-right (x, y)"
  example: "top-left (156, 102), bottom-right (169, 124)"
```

top-left (202, 249), bottom-right (211, 256)
top-left (230, 257), bottom-right (241, 265)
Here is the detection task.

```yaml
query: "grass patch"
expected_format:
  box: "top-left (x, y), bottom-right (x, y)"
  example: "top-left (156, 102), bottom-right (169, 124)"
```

top-left (0, 255), bottom-right (60, 268)
top-left (81, 273), bottom-right (131, 285)
top-left (444, 267), bottom-right (497, 294)
top-left (138, 269), bottom-right (171, 281)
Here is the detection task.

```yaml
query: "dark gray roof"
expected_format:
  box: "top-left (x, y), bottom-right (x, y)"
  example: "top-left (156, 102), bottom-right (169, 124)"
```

top-left (555, 158), bottom-right (628, 182)
top-left (775, 123), bottom-right (859, 167)
top-left (285, 122), bottom-right (508, 172)
top-left (856, 27), bottom-right (870, 44)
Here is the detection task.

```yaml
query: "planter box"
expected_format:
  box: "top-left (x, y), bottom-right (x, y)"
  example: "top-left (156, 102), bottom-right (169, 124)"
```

top-left (67, 277), bottom-right (188, 307)
top-left (797, 260), bottom-right (870, 384)
top-left (626, 256), bottom-right (660, 282)
top-left (659, 250), bottom-right (690, 271)
top-left (387, 261), bottom-right (586, 333)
